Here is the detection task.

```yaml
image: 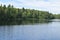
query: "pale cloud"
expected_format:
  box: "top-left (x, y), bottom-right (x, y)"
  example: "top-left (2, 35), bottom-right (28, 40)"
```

top-left (15, 0), bottom-right (60, 14)
top-left (0, 0), bottom-right (60, 14)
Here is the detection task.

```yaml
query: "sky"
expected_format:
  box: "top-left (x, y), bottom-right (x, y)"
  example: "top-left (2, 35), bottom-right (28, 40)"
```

top-left (0, 0), bottom-right (60, 14)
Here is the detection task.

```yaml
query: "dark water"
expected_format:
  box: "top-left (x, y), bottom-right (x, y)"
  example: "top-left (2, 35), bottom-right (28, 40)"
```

top-left (0, 19), bottom-right (60, 40)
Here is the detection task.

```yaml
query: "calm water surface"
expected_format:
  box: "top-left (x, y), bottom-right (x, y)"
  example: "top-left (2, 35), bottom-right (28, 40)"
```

top-left (0, 19), bottom-right (60, 40)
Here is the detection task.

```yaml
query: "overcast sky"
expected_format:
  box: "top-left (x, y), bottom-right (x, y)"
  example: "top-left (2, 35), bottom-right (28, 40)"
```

top-left (0, 0), bottom-right (60, 14)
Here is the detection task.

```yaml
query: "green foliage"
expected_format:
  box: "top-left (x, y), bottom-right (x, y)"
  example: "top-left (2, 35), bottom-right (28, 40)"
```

top-left (0, 4), bottom-right (54, 21)
top-left (53, 14), bottom-right (60, 19)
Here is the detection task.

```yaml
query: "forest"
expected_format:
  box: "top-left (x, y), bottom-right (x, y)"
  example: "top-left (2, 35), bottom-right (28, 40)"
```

top-left (0, 4), bottom-right (60, 25)
top-left (0, 4), bottom-right (59, 25)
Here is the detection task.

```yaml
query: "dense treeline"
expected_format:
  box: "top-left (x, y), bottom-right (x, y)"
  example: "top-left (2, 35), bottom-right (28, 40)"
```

top-left (0, 4), bottom-right (54, 21)
top-left (53, 14), bottom-right (60, 19)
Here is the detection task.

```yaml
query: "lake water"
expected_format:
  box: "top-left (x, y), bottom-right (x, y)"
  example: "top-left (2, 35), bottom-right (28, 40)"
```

top-left (0, 19), bottom-right (60, 40)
